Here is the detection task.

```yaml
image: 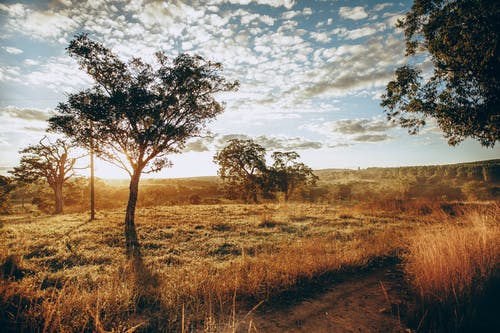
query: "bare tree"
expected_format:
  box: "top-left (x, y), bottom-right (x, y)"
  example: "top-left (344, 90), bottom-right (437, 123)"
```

top-left (10, 137), bottom-right (81, 214)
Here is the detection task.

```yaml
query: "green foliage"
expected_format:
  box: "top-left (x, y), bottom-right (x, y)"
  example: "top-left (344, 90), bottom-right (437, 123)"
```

top-left (49, 33), bottom-right (239, 177)
top-left (213, 140), bottom-right (318, 203)
top-left (213, 139), bottom-right (267, 203)
top-left (269, 151), bottom-right (318, 201)
top-left (381, 0), bottom-right (500, 146)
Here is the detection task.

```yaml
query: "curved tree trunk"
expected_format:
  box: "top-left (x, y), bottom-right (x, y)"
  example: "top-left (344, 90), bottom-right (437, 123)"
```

top-left (125, 170), bottom-right (141, 256)
top-left (54, 182), bottom-right (64, 214)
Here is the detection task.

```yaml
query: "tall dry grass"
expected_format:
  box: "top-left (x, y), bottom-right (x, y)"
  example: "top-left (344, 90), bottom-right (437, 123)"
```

top-left (0, 203), bottom-right (410, 332)
top-left (404, 209), bottom-right (500, 331)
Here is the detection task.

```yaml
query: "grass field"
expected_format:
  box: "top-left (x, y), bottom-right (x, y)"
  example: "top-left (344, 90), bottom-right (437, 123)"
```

top-left (1, 201), bottom-right (499, 332)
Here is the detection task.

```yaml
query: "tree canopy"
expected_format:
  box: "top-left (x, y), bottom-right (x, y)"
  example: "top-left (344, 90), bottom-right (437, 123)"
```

top-left (213, 139), bottom-right (317, 202)
top-left (49, 34), bottom-right (238, 253)
top-left (381, 0), bottom-right (499, 147)
top-left (50, 34), bottom-right (238, 176)
top-left (213, 139), bottom-right (267, 203)
top-left (270, 151), bottom-right (318, 201)
top-left (10, 137), bottom-right (80, 214)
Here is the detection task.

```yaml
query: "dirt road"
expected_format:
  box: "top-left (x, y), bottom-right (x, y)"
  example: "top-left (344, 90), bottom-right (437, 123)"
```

top-left (237, 263), bottom-right (412, 332)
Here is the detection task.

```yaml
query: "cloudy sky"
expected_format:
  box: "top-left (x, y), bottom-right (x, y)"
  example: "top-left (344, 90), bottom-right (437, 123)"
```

top-left (1, 0), bottom-right (498, 178)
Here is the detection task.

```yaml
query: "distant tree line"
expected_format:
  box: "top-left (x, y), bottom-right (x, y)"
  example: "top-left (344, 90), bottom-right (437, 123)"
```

top-left (328, 161), bottom-right (500, 183)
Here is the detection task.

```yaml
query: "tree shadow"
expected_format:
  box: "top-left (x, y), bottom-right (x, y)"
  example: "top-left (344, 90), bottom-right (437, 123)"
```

top-left (126, 248), bottom-right (166, 331)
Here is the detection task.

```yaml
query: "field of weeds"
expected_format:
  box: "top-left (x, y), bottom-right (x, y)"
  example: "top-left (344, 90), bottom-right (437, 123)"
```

top-left (1, 202), bottom-right (499, 332)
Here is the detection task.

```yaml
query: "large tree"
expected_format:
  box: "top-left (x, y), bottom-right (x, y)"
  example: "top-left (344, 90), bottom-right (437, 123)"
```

top-left (270, 151), bottom-right (318, 201)
top-left (213, 139), bottom-right (267, 203)
top-left (49, 34), bottom-right (237, 255)
top-left (381, 0), bottom-right (499, 147)
top-left (10, 137), bottom-right (80, 214)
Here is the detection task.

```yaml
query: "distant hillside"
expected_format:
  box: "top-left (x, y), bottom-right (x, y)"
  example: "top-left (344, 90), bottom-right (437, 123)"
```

top-left (314, 159), bottom-right (500, 183)
top-left (315, 159), bottom-right (500, 175)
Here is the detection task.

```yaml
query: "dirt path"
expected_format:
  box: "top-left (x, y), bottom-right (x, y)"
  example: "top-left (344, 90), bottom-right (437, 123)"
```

top-left (237, 263), bottom-right (412, 332)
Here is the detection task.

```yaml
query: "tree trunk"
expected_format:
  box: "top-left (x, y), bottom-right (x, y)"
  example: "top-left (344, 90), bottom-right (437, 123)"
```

top-left (54, 182), bottom-right (64, 214)
top-left (125, 170), bottom-right (141, 256)
top-left (90, 145), bottom-right (95, 220)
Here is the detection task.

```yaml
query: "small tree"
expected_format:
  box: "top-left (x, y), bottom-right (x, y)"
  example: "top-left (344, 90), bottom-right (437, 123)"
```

top-left (49, 34), bottom-right (237, 255)
top-left (0, 175), bottom-right (15, 214)
top-left (381, 0), bottom-right (499, 147)
top-left (213, 139), bottom-right (267, 203)
top-left (10, 137), bottom-right (80, 214)
top-left (270, 151), bottom-right (318, 201)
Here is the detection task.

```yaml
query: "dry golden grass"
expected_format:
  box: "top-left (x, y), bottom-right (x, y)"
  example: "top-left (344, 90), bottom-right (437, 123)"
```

top-left (404, 206), bottom-right (500, 331)
top-left (0, 203), bottom-right (418, 332)
top-left (1, 202), bottom-right (498, 332)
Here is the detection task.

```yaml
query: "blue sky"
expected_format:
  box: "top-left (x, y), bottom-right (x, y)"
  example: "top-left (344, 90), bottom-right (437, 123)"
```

top-left (1, 0), bottom-right (498, 178)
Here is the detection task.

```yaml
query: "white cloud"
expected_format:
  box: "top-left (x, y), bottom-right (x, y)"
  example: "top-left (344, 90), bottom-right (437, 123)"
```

top-left (0, 66), bottom-right (21, 82)
top-left (303, 7), bottom-right (312, 15)
top-left (225, 0), bottom-right (295, 9)
top-left (344, 26), bottom-right (377, 40)
top-left (291, 35), bottom-right (406, 100)
top-left (339, 6), bottom-right (368, 20)
top-left (1, 3), bottom-right (78, 40)
top-left (22, 56), bottom-right (93, 92)
top-left (373, 3), bottom-right (392, 12)
top-left (385, 13), bottom-right (405, 29)
top-left (211, 133), bottom-right (323, 151)
top-left (310, 31), bottom-right (330, 43)
top-left (23, 59), bottom-right (39, 66)
top-left (0, 106), bottom-right (51, 121)
top-left (3, 46), bottom-right (23, 54)
top-left (303, 117), bottom-right (396, 144)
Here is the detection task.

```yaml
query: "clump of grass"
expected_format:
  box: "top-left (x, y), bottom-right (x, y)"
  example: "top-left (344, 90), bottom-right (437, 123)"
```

top-left (405, 210), bottom-right (500, 331)
top-left (211, 222), bottom-right (234, 232)
top-left (1, 255), bottom-right (29, 280)
top-left (257, 213), bottom-right (285, 228)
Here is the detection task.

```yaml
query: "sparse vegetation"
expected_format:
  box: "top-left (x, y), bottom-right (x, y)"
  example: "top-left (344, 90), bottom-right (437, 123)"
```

top-left (1, 198), bottom-right (498, 332)
top-left (0, 203), bottom-right (413, 332)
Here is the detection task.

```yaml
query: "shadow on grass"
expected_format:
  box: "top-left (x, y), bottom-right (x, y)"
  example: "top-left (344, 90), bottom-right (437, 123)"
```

top-left (127, 248), bottom-right (172, 332)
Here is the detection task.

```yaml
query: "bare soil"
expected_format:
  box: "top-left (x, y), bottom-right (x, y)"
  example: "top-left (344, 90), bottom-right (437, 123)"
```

top-left (237, 261), bottom-right (414, 332)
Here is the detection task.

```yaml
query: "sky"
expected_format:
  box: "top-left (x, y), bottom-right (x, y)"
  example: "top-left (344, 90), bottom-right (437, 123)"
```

top-left (1, 0), bottom-right (498, 179)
